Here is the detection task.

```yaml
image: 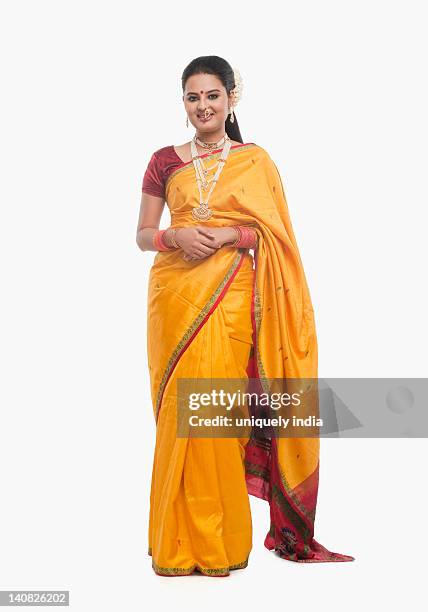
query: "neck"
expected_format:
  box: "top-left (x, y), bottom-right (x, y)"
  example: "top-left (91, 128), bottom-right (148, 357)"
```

top-left (195, 129), bottom-right (227, 144)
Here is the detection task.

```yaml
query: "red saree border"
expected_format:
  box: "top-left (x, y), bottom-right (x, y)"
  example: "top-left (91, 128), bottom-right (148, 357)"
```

top-left (172, 141), bottom-right (255, 167)
top-left (154, 249), bottom-right (247, 423)
top-left (165, 143), bottom-right (257, 192)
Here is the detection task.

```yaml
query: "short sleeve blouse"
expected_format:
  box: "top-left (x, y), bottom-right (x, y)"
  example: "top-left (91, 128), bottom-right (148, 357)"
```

top-left (141, 146), bottom-right (184, 199)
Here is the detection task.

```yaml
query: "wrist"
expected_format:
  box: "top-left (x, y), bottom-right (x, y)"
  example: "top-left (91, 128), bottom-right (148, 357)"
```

top-left (153, 229), bottom-right (171, 251)
top-left (237, 226), bottom-right (257, 248)
top-left (223, 226), bottom-right (258, 249)
top-left (222, 226), bottom-right (240, 246)
top-left (172, 227), bottom-right (185, 248)
top-left (163, 227), bottom-right (182, 249)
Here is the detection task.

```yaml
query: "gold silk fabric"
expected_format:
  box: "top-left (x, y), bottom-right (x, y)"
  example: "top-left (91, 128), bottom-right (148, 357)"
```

top-left (146, 143), bottom-right (354, 576)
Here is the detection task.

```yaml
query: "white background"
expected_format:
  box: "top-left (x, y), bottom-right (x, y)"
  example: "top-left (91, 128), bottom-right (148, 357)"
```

top-left (0, 0), bottom-right (427, 610)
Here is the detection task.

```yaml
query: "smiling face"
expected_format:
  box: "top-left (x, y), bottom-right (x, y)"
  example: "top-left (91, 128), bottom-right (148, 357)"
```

top-left (183, 73), bottom-right (233, 139)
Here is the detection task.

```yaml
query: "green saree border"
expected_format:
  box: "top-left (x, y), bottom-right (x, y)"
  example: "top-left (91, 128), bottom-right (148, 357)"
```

top-left (279, 463), bottom-right (317, 524)
top-left (154, 249), bottom-right (245, 422)
top-left (151, 555), bottom-right (249, 577)
top-left (244, 460), bottom-right (270, 482)
top-left (271, 483), bottom-right (312, 542)
top-left (253, 279), bottom-right (270, 390)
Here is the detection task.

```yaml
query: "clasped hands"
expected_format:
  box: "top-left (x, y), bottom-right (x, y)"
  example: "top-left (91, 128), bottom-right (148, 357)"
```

top-left (166, 226), bottom-right (237, 261)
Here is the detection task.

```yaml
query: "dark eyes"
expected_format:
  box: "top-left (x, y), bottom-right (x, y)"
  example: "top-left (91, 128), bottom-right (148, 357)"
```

top-left (187, 94), bottom-right (218, 102)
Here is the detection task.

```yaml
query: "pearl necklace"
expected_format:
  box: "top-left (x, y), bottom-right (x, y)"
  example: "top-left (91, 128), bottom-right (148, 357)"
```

top-left (190, 134), bottom-right (231, 221)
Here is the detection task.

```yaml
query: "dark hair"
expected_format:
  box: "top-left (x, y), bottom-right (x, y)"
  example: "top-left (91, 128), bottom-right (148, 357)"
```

top-left (181, 55), bottom-right (243, 143)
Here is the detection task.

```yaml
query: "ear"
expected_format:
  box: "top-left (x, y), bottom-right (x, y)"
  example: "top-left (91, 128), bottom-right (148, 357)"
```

top-left (227, 91), bottom-right (234, 108)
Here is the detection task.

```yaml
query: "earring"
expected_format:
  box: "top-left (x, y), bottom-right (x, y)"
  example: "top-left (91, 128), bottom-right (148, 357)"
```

top-left (229, 106), bottom-right (235, 123)
top-left (186, 115), bottom-right (189, 127)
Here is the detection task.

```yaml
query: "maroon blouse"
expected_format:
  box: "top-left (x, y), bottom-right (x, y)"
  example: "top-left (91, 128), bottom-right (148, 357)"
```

top-left (141, 143), bottom-right (255, 199)
top-left (141, 146), bottom-right (185, 199)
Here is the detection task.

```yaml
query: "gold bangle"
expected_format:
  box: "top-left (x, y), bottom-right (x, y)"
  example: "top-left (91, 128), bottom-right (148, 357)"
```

top-left (229, 225), bottom-right (241, 247)
top-left (164, 227), bottom-right (180, 249)
top-left (170, 228), bottom-right (180, 249)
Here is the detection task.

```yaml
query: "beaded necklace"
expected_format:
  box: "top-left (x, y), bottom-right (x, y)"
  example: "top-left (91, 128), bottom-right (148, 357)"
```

top-left (190, 133), bottom-right (231, 221)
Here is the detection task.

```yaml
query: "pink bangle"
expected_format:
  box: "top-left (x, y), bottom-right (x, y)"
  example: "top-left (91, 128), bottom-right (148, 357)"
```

top-left (153, 229), bottom-right (171, 251)
top-left (231, 225), bottom-right (258, 248)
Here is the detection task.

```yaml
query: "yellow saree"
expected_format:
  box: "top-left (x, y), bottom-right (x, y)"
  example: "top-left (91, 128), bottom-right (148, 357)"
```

top-left (146, 142), bottom-right (354, 576)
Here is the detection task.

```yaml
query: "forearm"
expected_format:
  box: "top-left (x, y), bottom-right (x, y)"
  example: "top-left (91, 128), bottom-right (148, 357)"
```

top-left (136, 227), bottom-right (159, 252)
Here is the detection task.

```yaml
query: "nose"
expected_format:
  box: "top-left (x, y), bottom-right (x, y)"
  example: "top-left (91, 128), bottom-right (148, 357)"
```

top-left (197, 96), bottom-right (209, 112)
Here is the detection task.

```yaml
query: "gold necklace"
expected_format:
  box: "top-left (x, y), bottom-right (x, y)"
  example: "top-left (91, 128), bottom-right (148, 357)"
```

top-left (193, 135), bottom-right (227, 188)
top-left (195, 133), bottom-right (227, 151)
top-left (193, 134), bottom-right (229, 181)
top-left (190, 134), bottom-right (231, 221)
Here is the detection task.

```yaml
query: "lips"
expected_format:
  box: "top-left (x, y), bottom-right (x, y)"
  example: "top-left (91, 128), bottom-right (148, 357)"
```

top-left (198, 113), bottom-right (213, 121)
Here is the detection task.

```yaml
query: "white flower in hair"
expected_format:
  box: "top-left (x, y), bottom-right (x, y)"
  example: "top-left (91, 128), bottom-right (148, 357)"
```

top-left (230, 67), bottom-right (243, 106)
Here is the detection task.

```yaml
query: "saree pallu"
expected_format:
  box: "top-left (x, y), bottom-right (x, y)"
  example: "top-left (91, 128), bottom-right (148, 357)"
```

top-left (147, 143), bottom-right (354, 576)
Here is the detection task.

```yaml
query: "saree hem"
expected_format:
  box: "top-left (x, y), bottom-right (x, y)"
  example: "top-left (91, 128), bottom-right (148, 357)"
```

top-left (151, 554), bottom-right (249, 577)
top-left (148, 526), bottom-right (252, 574)
top-left (264, 536), bottom-right (355, 563)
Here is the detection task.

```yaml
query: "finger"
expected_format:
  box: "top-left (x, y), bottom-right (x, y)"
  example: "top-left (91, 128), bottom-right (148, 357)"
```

top-left (196, 244), bottom-right (218, 255)
top-left (197, 227), bottom-right (216, 239)
top-left (198, 236), bottom-right (221, 249)
top-left (193, 247), bottom-right (212, 258)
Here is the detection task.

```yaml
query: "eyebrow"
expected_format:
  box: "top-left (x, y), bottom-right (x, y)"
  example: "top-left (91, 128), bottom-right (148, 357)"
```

top-left (186, 89), bottom-right (221, 95)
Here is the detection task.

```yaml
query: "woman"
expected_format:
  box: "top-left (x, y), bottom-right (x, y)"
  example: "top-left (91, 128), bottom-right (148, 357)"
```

top-left (136, 56), bottom-right (354, 576)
